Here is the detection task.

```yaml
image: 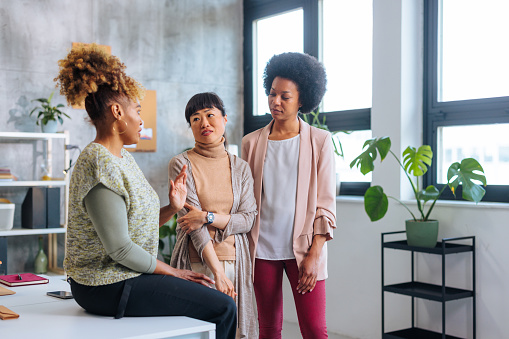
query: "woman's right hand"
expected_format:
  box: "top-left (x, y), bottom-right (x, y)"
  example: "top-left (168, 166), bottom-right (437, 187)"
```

top-left (169, 165), bottom-right (187, 212)
top-left (214, 272), bottom-right (236, 299)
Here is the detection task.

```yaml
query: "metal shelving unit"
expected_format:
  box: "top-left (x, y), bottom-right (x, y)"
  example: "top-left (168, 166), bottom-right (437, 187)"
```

top-left (382, 231), bottom-right (476, 339)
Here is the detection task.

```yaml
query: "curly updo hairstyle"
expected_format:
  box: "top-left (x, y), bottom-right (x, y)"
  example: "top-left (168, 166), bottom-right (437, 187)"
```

top-left (263, 52), bottom-right (327, 114)
top-left (54, 44), bottom-right (145, 125)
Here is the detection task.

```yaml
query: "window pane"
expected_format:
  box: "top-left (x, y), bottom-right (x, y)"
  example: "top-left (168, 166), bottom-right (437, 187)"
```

top-left (321, 0), bottom-right (372, 112)
top-left (336, 130), bottom-right (372, 183)
top-left (437, 124), bottom-right (509, 185)
top-left (253, 9), bottom-right (303, 116)
top-left (438, 0), bottom-right (509, 102)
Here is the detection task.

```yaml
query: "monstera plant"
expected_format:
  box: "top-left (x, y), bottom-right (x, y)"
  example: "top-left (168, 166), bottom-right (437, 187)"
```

top-left (350, 137), bottom-right (487, 247)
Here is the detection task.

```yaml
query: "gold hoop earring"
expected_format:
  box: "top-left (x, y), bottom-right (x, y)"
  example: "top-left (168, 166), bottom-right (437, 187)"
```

top-left (113, 120), bottom-right (128, 135)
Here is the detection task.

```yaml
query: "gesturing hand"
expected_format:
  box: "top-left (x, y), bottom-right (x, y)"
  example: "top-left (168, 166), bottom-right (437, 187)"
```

top-left (169, 165), bottom-right (187, 212)
top-left (177, 203), bottom-right (207, 234)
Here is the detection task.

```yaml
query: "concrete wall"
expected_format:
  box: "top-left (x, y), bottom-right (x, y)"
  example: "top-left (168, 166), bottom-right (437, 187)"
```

top-left (0, 0), bottom-right (243, 273)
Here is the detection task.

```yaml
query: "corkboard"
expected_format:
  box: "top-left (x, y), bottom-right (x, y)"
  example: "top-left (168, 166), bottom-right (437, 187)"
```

top-left (124, 90), bottom-right (157, 152)
top-left (70, 43), bottom-right (112, 109)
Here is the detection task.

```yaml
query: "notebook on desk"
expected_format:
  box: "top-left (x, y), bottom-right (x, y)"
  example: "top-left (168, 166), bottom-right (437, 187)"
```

top-left (0, 273), bottom-right (48, 287)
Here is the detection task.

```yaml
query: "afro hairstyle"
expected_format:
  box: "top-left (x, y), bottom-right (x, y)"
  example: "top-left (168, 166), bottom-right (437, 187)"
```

top-left (263, 52), bottom-right (327, 113)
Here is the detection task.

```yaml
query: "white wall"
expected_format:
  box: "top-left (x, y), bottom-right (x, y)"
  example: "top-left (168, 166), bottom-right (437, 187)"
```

top-left (282, 1), bottom-right (509, 338)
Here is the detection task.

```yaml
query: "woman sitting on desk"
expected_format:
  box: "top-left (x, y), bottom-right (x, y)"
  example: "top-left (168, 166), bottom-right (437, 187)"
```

top-left (55, 44), bottom-right (236, 339)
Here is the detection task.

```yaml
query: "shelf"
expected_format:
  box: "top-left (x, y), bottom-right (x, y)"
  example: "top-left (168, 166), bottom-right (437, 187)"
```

top-left (0, 180), bottom-right (67, 187)
top-left (384, 240), bottom-right (473, 254)
top-left (384, 327), bottom-right (464, 339)
top-left (0, 132), bottom-right (68, 140)
top-left (0, 227), bottom-right (66, 237)
top-left (382, 232), bottom-right (475, 338)
top-left (384, 282), bottom-right (474, 302)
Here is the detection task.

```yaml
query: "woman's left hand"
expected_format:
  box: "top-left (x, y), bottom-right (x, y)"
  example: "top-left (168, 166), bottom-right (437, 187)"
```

top-left (177, 203), bottom-right (207, 234)
top-left (297, 253), bottom-right (319, 294)
top-left (169, 165), bottom-right (187, 211)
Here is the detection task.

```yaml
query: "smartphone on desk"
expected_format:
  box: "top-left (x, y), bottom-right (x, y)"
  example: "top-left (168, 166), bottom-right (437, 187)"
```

top-left (47, 291), bottom-right (73, 299)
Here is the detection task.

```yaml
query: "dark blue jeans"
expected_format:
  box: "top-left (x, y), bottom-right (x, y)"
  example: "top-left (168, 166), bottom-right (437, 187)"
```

top-left (69, 274), bottom-right (236, 339)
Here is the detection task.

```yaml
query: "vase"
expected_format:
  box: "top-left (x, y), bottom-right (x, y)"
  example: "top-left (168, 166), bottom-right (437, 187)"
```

top-left (41, 120), bottom-right (58, 133)
top-left (405, 219), bottom-right (439, 248)
top-left (34, 235), bottom-right (48, 274)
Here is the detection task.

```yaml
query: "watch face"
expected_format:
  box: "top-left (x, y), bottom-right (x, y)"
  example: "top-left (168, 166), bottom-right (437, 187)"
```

top-left (207, 212), bottom-right (214, 224)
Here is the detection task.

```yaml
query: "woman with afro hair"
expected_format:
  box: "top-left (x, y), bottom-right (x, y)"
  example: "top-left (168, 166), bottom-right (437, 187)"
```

top-left (241, 52), bottom-right (336, 338)
top-left (56, 44), bottom-right (236, 339)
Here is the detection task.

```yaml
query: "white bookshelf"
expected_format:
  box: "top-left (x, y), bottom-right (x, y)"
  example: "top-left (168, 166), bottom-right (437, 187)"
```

top-left (0, 131), bottom-right (70, 273)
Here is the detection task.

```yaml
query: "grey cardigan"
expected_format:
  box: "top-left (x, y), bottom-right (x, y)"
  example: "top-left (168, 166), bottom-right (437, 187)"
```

top-left (168, 151), bottom-right (258, 339)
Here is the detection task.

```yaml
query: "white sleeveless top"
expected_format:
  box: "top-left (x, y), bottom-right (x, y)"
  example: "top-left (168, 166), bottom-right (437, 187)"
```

top-left (257, 135), bottom-right (300, 260)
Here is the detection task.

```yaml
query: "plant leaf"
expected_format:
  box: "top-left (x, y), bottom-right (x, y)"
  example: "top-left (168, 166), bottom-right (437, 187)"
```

top-left (350, 137), bottom-right (391, 175)
top-left (364, 186), bottom-right (389, 221)
top-left (402, 145), bottom-right (432, 177)
top-left (159, 224), bottom-right (170, 238)
top-left (447, 158), bottom-right (486, 202)
top-left (416, 185), bottom-right (440, 203)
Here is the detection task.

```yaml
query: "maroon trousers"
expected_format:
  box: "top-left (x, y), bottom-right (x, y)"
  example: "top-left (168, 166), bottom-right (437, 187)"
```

top-left (254, 258), bottom-right (328, 339)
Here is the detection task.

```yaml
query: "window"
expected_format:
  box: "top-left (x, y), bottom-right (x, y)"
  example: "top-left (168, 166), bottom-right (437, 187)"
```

top-left (321, 0), bottom-right (372, 112)
top-left (424, 0), bottom-right (509, 201)
top-left (253, 9), bottom-right (303, 116)
top-left (244, 0), bottom-right (373, 195)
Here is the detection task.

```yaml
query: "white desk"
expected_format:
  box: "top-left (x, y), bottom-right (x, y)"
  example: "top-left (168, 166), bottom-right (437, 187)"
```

top-left (0, 276), bottom-right (215, 339)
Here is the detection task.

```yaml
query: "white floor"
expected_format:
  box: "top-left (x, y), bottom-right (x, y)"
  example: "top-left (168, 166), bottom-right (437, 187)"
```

top-left (282, 321), bottom-right (357, 339)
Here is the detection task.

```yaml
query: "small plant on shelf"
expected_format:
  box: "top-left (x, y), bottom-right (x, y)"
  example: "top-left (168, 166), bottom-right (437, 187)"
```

top-left (30, 91), bottom-right (70, 132)
top-left (350, 136), bottom-right (487, 222)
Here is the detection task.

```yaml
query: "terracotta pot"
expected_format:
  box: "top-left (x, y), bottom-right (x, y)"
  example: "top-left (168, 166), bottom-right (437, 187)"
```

top-left (405, 219), bottom-right (439, 248)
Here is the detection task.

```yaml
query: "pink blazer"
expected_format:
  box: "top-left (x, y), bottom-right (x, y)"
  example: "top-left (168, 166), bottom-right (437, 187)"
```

top-left (241, 118), bottom-right (337, 280)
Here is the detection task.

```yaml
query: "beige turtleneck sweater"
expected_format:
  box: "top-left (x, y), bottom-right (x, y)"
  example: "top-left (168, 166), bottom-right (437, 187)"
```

top-left (187, 137), bottom-right (235, 262)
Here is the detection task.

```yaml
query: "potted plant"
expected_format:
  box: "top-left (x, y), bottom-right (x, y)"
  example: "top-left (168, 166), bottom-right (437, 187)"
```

top-left (301, 109), bottom-right (349, 195)
top-left (159, 215), bottom-right (177, 264)
top-left (301, 109), bottom-right (348, 158)
top-left (349, 136), bottom-right (487, 247)
top-left (30, 91), bottom-right (70, 133)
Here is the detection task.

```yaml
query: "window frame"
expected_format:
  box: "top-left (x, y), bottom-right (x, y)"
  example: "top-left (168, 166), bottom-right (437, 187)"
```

top-left (243, 0), bottom-right (371, 196)
top-left (423, 0), bottom-right (509, 202)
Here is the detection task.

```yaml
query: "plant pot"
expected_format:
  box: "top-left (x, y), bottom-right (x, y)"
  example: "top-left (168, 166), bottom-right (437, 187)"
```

top-left (405, 219), bottom-right (439, 248)
top-left (41, 120), bottom-right (58, 133)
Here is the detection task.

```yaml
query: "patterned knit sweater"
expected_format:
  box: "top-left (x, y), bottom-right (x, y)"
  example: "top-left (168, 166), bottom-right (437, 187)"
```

top-left (64, 143), bottom-right (160, 286)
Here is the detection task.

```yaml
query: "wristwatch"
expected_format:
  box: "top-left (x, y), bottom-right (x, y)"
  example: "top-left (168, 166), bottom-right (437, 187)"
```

top-left (205, 211), bottom-right (214, 224)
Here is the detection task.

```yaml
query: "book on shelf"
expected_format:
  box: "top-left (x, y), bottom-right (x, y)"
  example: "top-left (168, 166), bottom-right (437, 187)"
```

top-left (0, 273), bottom-right (49, 287)
top-left (0, 166), bottom-right (15, 181)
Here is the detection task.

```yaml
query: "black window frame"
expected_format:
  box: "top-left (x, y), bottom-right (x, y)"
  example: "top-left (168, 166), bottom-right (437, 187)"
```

top-left (423, 0), bottom-right (509, 202)
top-left (243, 0), bottom-right (371, 196)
